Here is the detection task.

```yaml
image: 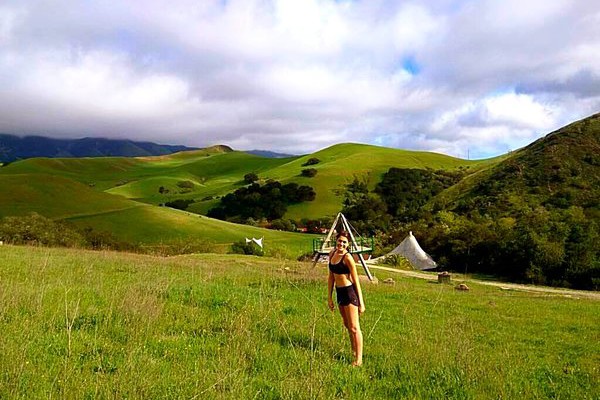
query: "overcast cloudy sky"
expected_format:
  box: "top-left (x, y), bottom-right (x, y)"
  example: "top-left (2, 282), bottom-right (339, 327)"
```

top-left (1, 0), bottom-right (599, 158)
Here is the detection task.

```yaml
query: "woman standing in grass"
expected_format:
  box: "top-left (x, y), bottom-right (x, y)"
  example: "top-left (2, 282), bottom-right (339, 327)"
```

top-left (327, 231), bottom-right (365, 366)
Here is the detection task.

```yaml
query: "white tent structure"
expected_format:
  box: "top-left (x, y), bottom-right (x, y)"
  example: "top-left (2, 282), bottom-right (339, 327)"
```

top-left (245, 237), bottom-right (264, 248)
top-left (369, 231), bottom-right (437, 270)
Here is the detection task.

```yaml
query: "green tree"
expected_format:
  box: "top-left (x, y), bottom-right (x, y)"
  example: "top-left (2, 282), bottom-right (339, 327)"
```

top-left (302, 157), bottom-right (320, 166)
top-left (342, 177), bottom-right (390, 235)
top-left (301, 168), bottom-right (318, 177)
top-left (270, 219), bottom-right (295, 231)
top-left (244, 172), bottom-right (259, 184)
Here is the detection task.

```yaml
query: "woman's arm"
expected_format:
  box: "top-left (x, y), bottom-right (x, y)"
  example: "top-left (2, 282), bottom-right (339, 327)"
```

top-left (346, 254), bottom-right (365, 313)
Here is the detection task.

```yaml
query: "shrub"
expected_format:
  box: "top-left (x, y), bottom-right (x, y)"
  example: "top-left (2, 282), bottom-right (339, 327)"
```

top-left (80, 227), bottom-right (139, 252)
top-left (301, 168), bottom-right (318, 177)
top-left (177, 180), bottom-right (195, 189)
top-left (302, 157), bottom-right (320, 166)
top-left (270, 219), bottom-right (295, 231)
top-left (300, 218), bottom-right (332, 233)
top-left (165, 199), bottom-right (195, 210)
top-left (244, 173), bottom-right (259, 184)
top-left (230, 240), bottom-right (264, 256)
top-left (244, 217), bottom-right (259, 226)
top-left (380, 254), bottom-right (409, 268)
top-left (208, 180), bottom-right (316, 222)
top-left (0, 213), bottom-right (85, 248)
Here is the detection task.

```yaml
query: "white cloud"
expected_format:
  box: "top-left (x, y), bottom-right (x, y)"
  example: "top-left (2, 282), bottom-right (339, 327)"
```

top-left (273, 0), bottom-right (349, 54)
top-left (31, 51), bottom-right (191, 115)
top-left (392, 3), bottom-right (439, 52)
top-left (0, 5), bottom-right (21, 43)
top-left (424, 92), bottom-right (562, 158)
top-left (0, 0), bottom-right (599, 157)
top-left (483, 93), bottom-right (555, 129)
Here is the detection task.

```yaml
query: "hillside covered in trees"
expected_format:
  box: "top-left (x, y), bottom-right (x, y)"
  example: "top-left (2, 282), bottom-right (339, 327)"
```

top-left (346, 113), bottom-right (599, 289)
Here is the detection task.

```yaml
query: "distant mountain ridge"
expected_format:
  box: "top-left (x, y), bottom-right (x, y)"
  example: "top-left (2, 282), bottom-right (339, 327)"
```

top-left (0, 134), bottom-right (199, 161)
top-left (245, 150), bottom-right (295, 158)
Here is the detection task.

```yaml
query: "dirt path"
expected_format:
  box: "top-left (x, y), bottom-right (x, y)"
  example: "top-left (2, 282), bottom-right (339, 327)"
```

top-left (367, 265), bottom-right (600, 300)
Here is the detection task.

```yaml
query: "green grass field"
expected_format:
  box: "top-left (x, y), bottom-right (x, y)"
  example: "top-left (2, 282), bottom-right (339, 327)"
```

top-left (1, 245), bottom-right (598, 399)
top-left (0, 150), bottom-right (294, 200)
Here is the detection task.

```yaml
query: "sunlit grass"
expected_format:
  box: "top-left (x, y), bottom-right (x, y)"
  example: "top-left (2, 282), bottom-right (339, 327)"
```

top-left (65, 205), bottom-right (315, 258)
top-left (1, 245), bottom-right (598, 399)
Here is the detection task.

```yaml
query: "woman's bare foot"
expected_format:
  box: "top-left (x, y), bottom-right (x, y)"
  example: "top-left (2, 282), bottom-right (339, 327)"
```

top-left (351, 360), bottom-right (362, 367)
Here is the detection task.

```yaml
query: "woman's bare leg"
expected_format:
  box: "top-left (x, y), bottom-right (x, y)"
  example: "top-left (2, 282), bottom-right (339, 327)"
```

top-left (339, 305), bottom-right (355, 356)
top-left (339, 305), bottom-right (362, 365)
top-left (346, 304), bottom-right (363, 366)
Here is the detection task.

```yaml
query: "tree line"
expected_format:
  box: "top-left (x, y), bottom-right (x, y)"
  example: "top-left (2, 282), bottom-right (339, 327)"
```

top-left (342, 167), bottom-right (598, 290)
top-left (207, 180), bottom-right (316, 223)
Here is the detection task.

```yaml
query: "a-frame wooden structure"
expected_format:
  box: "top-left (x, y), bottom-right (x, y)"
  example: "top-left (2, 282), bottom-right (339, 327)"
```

top-left (312, 212), bottom-right (374, 281)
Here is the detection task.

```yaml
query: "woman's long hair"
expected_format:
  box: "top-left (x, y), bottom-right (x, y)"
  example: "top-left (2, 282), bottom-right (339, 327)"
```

top-left (336, 230), bottom-right (350, 241)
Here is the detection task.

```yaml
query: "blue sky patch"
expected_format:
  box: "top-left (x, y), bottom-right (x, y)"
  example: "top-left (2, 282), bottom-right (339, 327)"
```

top-left (401, 56), bottom-right (421, 75)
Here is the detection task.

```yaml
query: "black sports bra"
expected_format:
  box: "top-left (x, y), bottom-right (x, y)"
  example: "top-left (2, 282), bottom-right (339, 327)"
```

top-left (329, 253), bottom-right (350, 275)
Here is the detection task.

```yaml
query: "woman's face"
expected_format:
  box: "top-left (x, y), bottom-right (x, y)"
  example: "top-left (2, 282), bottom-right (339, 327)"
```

top-left (336, 235), bottom-right (349, 251)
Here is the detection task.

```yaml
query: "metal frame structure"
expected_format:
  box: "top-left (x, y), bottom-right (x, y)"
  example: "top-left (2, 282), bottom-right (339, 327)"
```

top-left (312, 212), bottom-right (374, 281)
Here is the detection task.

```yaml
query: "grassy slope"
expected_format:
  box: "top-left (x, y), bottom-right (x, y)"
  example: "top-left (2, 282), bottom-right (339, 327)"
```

top-left (109, 152), bottom-right (296, 203)
top-left (431, 113), bottom-right (600, 214)
top-left (0, 173), bottom-right (314, 256)
top-left (0, 143), bottom-right (491, 221)
top-left (206, 143), bottom-right (494, 220)
top-left (0, 148), bottom-right (292, 193)
top-left (0, 156), bottom-right (149, 191)
top-left (65, 206), bottom-right (315, 257)
top-left (1, 245), bottom-right (598, 399)
top-left (274, 143), bottom-right (486, 219)
top-left (0, 174), bottom-right (139, 219)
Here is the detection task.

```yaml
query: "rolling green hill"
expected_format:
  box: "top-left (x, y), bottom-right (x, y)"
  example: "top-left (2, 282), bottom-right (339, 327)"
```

top-left (1, 114), bottom-right (598, 286)
top-left (266, 143), bottom-right (486, 219)
top-left (0, 171), bottom-right (314, 257)
top-left (432, 113), bottom-right (600, 216)
top-left (0, 141), bottom-right (488, 257)
top-left (0, 142), bottom-right (487, 223)
top-left (0, 173), bottom-right (138, 219)
top-left (405, 113), bottom-right (600, 289)
top-left (64, 205), bottom-right (314, 256)
top-left (0, 147), bottom-right (295, 200)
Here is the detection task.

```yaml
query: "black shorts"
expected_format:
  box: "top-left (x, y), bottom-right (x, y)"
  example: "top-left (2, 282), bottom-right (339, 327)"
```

top-left (336, 284), bottom-right (360, 307)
